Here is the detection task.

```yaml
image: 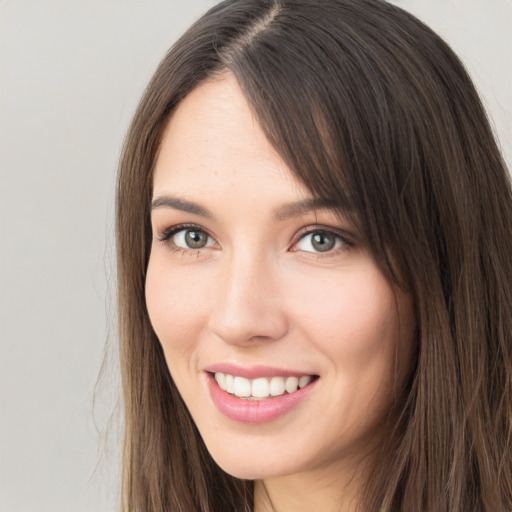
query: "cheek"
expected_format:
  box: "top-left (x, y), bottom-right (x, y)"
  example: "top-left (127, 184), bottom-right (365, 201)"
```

top-left (285, 267), bottom-right (415, 398)
top-left (287, 268), bottom-right (397, 350)
top-left (145, 254), bottom-right (211, 361)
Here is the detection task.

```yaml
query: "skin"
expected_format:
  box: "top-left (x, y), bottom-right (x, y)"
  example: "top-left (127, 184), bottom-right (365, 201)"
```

top-left (145, 73), bottom-right (416, 512)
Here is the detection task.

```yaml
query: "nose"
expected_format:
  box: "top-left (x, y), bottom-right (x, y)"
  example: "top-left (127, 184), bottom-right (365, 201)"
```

top-left (207, 248), bottom-right (289, 346)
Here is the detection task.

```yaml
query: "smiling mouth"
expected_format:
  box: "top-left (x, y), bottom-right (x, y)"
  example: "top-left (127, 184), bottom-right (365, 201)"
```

top-left (212, 372), bottom-right (318, 400)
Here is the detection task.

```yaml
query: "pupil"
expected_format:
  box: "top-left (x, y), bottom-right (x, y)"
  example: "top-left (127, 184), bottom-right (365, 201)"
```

top-left (312, 232), bottom-right (335, 252)
top-left (185, 230), bottom-right (207, 248)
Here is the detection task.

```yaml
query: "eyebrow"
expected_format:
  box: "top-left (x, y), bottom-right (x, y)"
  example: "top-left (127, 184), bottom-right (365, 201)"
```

top-left (272, 198), bottom-right (345, 221)
top-left (151, 196), bottom-right (213, 218)
top-left (150, 195), bottom-right (346, 221)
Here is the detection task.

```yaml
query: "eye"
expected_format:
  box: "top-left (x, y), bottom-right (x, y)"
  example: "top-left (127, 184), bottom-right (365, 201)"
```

top-left (174, 228), bottom-right (213, 249)
top-left (293, 229), bottom-right (345, 253)
top-left (157, 224), bottom-right (216, 251)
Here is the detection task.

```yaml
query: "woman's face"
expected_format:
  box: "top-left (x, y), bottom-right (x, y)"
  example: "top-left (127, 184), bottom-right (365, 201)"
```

top-left (146, 74), bottom-right (416, 483)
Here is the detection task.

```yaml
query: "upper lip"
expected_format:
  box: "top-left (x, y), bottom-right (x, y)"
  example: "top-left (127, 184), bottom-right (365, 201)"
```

top-left (203, 362), bottom-right (317, 379)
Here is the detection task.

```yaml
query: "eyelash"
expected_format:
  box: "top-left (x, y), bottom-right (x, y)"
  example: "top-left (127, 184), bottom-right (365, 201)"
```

top-left (291, 227), bottom-right (354, 257)
top-left (157, 223), bottom-right (203, 242)
top-left (156, 223), bottom-right (211, 255)
top-left (155, 223), bottom-right (354, 257)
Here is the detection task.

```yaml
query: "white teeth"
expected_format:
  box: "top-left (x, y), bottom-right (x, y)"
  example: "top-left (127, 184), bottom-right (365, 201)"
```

top-left (285, 376), bottom-right (299, 393)
top-left (299, 376), bottom-right (312, 388)
top-left (213, 372), bottom-right (314, 399)
top-left (269, 376), bottom-right (285, 396)
top-left (214, 372), bottom-right (225, 389)
top-left (224, 374), bottom-right (234, 394)
top-left (251, 377), bottom-right (269, 398)
top-left (233, 376), bottom-right (251, 397)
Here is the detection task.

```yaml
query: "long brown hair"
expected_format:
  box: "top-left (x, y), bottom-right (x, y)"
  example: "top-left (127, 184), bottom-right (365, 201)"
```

top-left (116, 1), bottom-right (512, 510)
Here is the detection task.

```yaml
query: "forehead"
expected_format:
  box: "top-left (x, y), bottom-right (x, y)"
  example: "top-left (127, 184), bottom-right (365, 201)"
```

top-left (153, 74), bottom-right (311, 205)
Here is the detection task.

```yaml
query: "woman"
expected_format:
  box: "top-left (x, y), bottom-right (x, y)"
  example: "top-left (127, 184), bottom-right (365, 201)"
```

top-left (115, 0), bottom-right (512, 510)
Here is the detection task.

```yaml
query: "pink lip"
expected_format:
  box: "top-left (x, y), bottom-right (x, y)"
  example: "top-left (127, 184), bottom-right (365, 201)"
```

top-left (204, 362), bottom-right (313, 379)
top-left (205, 371), bottom-right (318, 424)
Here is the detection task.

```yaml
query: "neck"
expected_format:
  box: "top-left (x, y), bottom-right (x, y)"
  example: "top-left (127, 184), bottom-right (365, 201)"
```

top-left (253, 461), bottom-right (369, 512)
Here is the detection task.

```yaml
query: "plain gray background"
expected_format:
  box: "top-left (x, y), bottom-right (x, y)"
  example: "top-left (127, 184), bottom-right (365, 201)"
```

top-left (0, 1), bottom-right (510, 511)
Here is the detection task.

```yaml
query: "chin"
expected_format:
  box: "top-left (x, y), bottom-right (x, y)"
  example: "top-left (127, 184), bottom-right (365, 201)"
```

top-left (214, 459), bottom-right (291, 481)
top-left (205, 444), bottom-right (272, 479)
top-left (202, 434), bottom-right (308, 481)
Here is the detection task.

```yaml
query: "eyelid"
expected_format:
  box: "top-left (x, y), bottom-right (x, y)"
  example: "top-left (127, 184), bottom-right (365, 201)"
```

top-left (155, 223), bottom-right (354, 255)
top-left (290, 225), bottom-right (354, 252)
top-left (156, 223), bottom-right (217, 246)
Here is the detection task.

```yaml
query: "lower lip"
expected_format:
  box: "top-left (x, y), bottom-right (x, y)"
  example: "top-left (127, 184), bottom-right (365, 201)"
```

top-left (206, 373), bottom-right (317, 424)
